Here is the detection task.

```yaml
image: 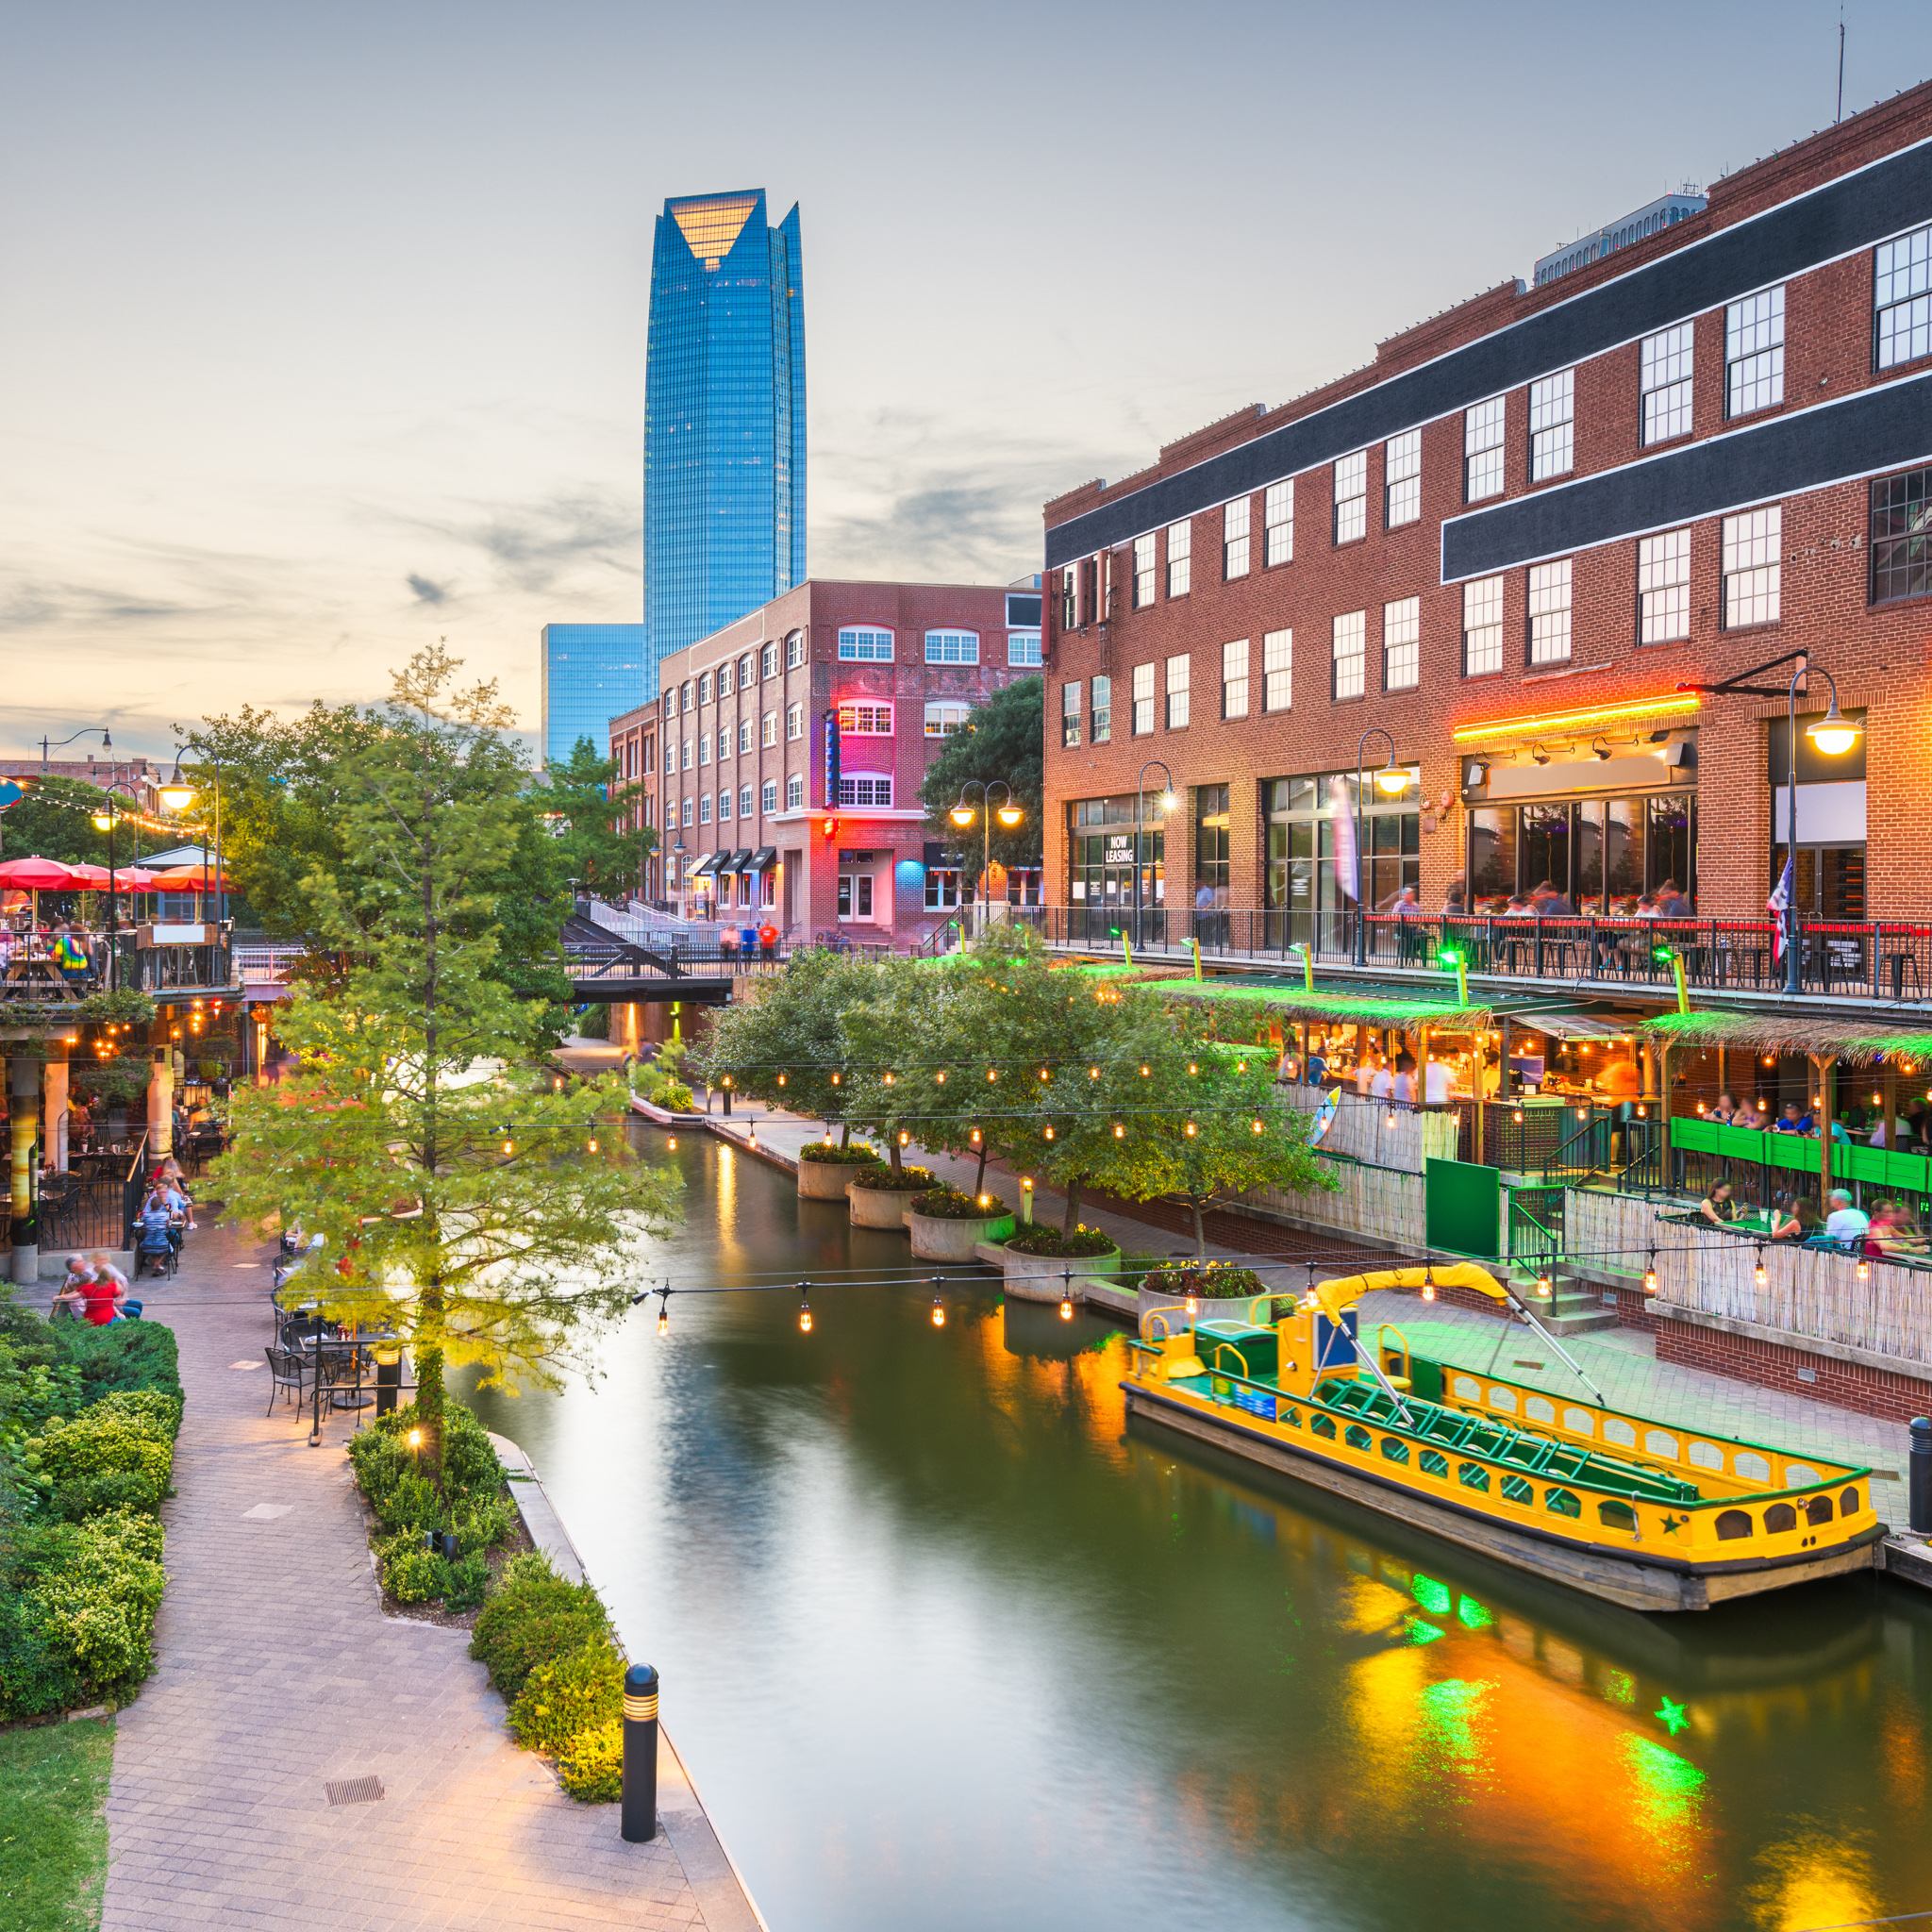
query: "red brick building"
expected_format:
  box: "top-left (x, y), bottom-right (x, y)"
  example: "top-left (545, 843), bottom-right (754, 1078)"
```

top-left (612, 579), bottom-right (1042, 942)
top-left (1041, 86), bottom-right (1932, 952)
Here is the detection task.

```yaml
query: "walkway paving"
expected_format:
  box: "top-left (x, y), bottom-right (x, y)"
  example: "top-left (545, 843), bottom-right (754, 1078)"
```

top-left (81, 1222), bottom-right (735, 1932)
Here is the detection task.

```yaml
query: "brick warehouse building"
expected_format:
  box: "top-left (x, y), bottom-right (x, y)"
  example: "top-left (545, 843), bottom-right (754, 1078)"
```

top-left (1039, 85), bottom-right (1932, 949)
top-left (611, 579), bottom-right (1043, 942)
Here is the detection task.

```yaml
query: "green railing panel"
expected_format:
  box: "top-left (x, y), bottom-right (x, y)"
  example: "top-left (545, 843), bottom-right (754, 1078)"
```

top-left (1769, 1134), bottom-right (1817, 1173)
top-left (1718, 1124), bottom-right (1770, 1160)
top-left (1672, 1117), bottom-right (1721, 1154)
top-left (1845, 1143), bottom-right (1889, 1184)
top-left (1890, 1150), bottom-right (1932, 1192)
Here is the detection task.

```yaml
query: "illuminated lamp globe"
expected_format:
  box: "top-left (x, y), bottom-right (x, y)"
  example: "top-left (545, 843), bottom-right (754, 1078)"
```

top-left (1804, 701), bottom-right (1862, 758)
top-left (158, 782), bottom-right (193, 810)
top-left (950, 805), bottom-right (975, 827)
top-left (92, 811), bottom-right (112, 831)
top-left (1374, 764), bottom-right (1409, 796)
top-left (996, 806), bottom-right (1024, 827)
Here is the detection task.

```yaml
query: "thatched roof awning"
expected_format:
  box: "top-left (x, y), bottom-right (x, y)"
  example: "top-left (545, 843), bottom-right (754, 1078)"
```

top-left (1151, 978), bottom-right (1499, 1029)
top-left (1642, 1008), bottom-right (1932, 1065)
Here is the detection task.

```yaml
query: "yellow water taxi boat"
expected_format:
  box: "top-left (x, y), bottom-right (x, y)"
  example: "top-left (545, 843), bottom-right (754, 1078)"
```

top-left (1123, 1264), bottom-right (1882, 1613)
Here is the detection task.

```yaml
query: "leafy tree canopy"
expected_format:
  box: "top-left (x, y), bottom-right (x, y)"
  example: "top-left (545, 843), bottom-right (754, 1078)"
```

top-left (917, 675), bottom-right (1042, 877)
top-left (541, 737), bottom-right (653, 903)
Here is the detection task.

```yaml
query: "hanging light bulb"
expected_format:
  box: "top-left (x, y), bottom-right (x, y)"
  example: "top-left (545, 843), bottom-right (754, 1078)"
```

top-left (588, 1138), bottom-right (598, 1154)
top-left (1512, 1107), bottom-right (1524, 1124)
top-left (1114, 1122), bottom-right (1125, 1138)
top-left (1643, 1254), bottom-right (1658, 1295)
top-left (1857, 1256), bottom-right (1870, 1284)
top-left (987, 1068), bottom-right (998, 1083)
top-left (1140, 1064), bottom-right (1150, 1077)
top-left (1237, 1060), bottom-right (1248, 1074)
top-left (823, 1125), bottom-right (834, 1144)
top-left (899, 1129), bottom-right (910, 1146)
top-left (1754, 1250), bottom-right (1768, 1289)
top-left (1043, 1124), bottom-right (1055, 1141)
top-left (971, 1128), bottom-right (982, 1146)
top-left (884, 1071), bottom-right (894, 1084)
top-left (1253, 1117), bottom-right (1265, 1134)
top-left (799, 1289), bottom-right (812, 1333)
top-left (503, 1139), bottom-right (514, 1156)
top-left (658, 1303), bottom-right (670, 1337)
top-left (1090, 1065), bottom-right (1100, 1079)
top-left (776, 1074), bottom-right (787, 1087)
top-left (667, 1136), bottom-right (677, 1150)
top-left (1535, 1272), bottom-right (1553, 1299)
top-left (931, 1294), bottom-right (946, 1328)
top-left (1184, 1290), bottom-right (1199, 1316)
top-left (1188, 1061), bottom-right (1199, 1075)
top-left (831, 1071), bottom-right (841, 1085)
top-left (1185, 1120), bottom-right (1197, 1137)
top-left (1059, 1290), bottom-right (1074, 1321)
top-left (1039, 1068), bottom-right (1050, 1081)
top-left (748, 1125), bottom-right (758, 1150)
top-left (1386, 1107), bottom-right (1398, 1128)
top-left (936, 1070), bottom-right (947, 1084)
top-left (1422, 1268), bottom-right (1437, 1303)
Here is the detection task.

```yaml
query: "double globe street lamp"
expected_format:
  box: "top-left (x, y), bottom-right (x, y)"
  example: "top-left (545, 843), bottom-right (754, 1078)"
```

top-left (949, 781), bottom-right (1024, 934)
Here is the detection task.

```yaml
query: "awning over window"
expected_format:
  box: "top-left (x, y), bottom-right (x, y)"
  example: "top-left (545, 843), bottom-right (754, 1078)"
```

top-left (687, 852), bottom-right (722, 877)
top-left (747, 846), bottom-right (777, 871)
top-left (715, 848), bottom-right (754, 875)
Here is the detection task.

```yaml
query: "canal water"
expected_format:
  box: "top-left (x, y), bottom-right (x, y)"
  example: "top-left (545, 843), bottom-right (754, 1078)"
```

top-left (459, 1128), bottom-right (1932, 1932)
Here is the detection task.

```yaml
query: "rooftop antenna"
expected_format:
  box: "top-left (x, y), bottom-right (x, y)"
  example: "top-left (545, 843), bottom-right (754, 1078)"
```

top-left (1836, 5), bottom-right (1845, 125)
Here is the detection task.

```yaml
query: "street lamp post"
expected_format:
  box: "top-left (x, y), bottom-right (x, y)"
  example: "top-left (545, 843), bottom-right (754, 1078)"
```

top-left (1781, 665), bottom-right (1863, 997)
top-left (948, 781), bottom-right (1024, 938)
top-left (41, 725), bottom-right (111, 775)
top-left (89, 798), bottom-right (119, 991)
top-left (1353, 729), bottom-right (1410, 966)
top-left (1133, 761), bottom-right (1175, 955)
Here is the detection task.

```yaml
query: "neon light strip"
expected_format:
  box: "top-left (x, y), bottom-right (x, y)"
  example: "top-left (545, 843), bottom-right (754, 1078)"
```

top-left (1451, 692), bottom-right (1700, 743)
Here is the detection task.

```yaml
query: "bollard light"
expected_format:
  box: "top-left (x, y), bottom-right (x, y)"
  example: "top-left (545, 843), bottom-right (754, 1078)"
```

top-left (621, 1663), bottom-right (659, 1843)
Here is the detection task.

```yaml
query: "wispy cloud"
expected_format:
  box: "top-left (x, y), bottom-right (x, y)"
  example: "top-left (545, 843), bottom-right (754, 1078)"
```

top-left (391, 487), bottom-right (641, 597)
top-left (407, 573), bottom-right (450, 605)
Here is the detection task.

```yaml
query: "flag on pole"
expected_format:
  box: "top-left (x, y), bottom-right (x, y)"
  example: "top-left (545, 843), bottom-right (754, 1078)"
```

top-left (1330, 774), bottom-right (1358, 903)
top-left (1768, 857), bottom-right (1792, 960)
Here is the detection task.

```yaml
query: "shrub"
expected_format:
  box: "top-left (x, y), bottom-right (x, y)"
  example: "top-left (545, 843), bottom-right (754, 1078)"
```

top-left (847, 1165), bottom-right (936, 1192)
top-left (556, 1718), bottom-right (624, 1802)
top-left (468, 1555), bottom-right (611, 1701)
top-left (53, 1322), bottom-right (182, 1412)
top-left (1142, 1261), bottom-right (1266, 1301)
top-left (22, 1401), bottom-right (175, 1522)
top-left (1003, 1224), bottom-right (1118, 1257)
top-left (909, 1190), bottom-right (1008, 1220)
top-left (798, 1143), bottom-right (885, 1166)
top-left (507, 1637), bottom-right (625, 1755)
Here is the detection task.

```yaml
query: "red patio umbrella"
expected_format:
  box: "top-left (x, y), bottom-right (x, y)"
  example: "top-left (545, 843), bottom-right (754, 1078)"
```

top-left (65, 862), bottom-right (158, 891)
top-left (147, 864), bottom-right (232, 890)
top-left (0, 856), bottom-right (80, 890)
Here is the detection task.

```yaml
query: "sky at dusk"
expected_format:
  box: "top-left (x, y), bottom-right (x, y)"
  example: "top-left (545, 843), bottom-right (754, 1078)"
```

top-left (6, 0), bottom-right (1932, 763)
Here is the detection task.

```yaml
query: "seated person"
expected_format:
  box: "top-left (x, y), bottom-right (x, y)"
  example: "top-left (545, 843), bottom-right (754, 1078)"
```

top-left (1707, 1092), bottom-right (1745, 1126)
top-left (1700, 1181), bottom-right (1740, 1227)
top-left (134, 1196), bottom-right (175, 1267)
top-left (1502, 895), bottom-right (1535, 918)
top-left (1391, 1053), bottom-right (1418, 1104)
top-left (1768, 1190), bottom-right (1822, 1241)
top-left (1772, 1102), bottom-right (1814, 1135)
top-left (73, 1255), bottom-right (127, 1324)
top-left (52, 1254), bottom-right (93, 1318)
top-left (1819, 1190), bottom-right (1871, 1247)
top-left (1869, 1200), bottom-right (1929, 1257)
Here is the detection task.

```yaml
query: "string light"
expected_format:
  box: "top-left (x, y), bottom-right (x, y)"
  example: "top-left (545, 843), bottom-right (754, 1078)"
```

top-left (1140, 1064), bottom-right (1150, 1077)
top-left (776, 1074), bottom-right (786, 1087)
top-left (931, 1293), bottom-right (945, 1328)
top-left (1252, 1118), bottom-right (1265, 1134)
top-left (587, 1138), bottom-right (597, 1153)
top-left (1535, 1272), bottom-right (1553, 1299)
top-left (798, 1287), bottom-right (812, 1333)
top-left (667, 1136), bottom-right (677, 1149)
top-left (883, 1072), bottom-right (894, 1084)
top-left (987, 1068), bottom-right (997, 1083)
top-left (970, 1128), bottom-right (982, 1146)
top-left (1857, 1256), bottom-right (1870, 1284)
top-left (1185, 1120), bottom-right (1197, 1137)
top-left (1039, 1068), bottom-right (1050, 1081)
top-left (502, 1140), bottom-right (513, 1156)
top-left (1643, 1253), bottom-right (1658, 1295)
top-left (1754, 1249), bottom-right (1768, 1289)
top-left (1113, 1123), bottom-right (1125, 1138)
top-left (1184, 1290), bottom-right (1199, 1316)
top-left (1422, 1268), bottom-right (1437, 1303)
top-left (657, 1296), bottom-right (670, 1336)
top-left (935, 1071), bottom-right (946, 1084)
top-left (1059, 1289), bottom-right (1074, 1321)
top-left (1043, 1124), bottom-right (1055, 1141)
top-left (1089, 1066), bottom-right (1100, 1079)
top-left (1188, 1062), bottom-right (1198, 1075)
top-left (899, 1130), bottom-right (910, 1146)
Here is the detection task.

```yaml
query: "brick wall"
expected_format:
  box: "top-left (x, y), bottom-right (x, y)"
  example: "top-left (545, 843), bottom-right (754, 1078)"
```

top-left (1652, 1314), bottom-right (1932, 1425)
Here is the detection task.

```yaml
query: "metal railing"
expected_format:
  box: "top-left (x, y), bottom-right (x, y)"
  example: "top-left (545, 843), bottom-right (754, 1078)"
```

top-left (1033, 906), bottom-right (1932, 1001)
top-left (38, 1134), bottom-right (150, 1254)
top-left (1505, 1184), bottom-right (1566, 1266)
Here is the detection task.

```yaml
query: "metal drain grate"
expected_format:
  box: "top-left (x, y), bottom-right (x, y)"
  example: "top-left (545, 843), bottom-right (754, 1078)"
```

top-left (325, 1775), bottom-right (385, 1807)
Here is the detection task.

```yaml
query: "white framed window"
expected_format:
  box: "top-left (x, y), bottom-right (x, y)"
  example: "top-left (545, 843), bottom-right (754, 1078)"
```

top-left (1527, 558), bottom-right (1573, 665)
top-left (1334, 451), bottom-right (1367, 543)
top-left (1722, 506), bottom-right (1782, 628)
top-left (761, 710), bottom-right (777, 748)
top-left (681, 738), bottom-right (693, 772)
top-left (837, 626), bottom-right (892, 661)
top-left (698, 794), bottom-right (711, 824)
top-left (719, 728), bottom-right (733, 760)
top-left (786, 632), bottom-right (808, 668)
top-left (1331, 610), bottom-right (1366, 699)
top-left (1461, 575), bottom-right (1505, 675)
top-left (761, 642), bottom-right (778, 678)
top-left (1132, 661), bottom-right (1155, 735)
top-left (698, 672), bottom-right (713, 706)
top-left (1638, 527), bottom-right (1692, 643)
top-left (1061, 680), bottom-right (1081, 748)
top-left (924, 629), bottom-right (979, 664)
top-left (1167, 521), bottom-right (1191, 597)
top-left (718, 662), bottom-right (733, 698)
top-left (1264, 479), bottom-right (1293, 565)
top-left (1641, 323), bottom-right (1694, 444)
top-left (681, 796), bottom-right (693, 827)
top-left (642, 739), bottom-right (655, 774)
top-left (924, 701), bottom-right (970, 738)
top-left (837, 775), bottom-right (892, 808)
top-left (924, 868), bottom-right (960, 911)
top-left (1007, 631), bottom-right (1042, 666)
top-left (1223, 499), bottom-right (1250, 580)
top-left (1726, 287), bottom-right (1785, 417)
top-left (1133, 533), bottom-right (1157, 607)
top-left (1382, 597), bottom-right (1419, 691)
top-left (786, 773), bottom-right (804, 810)
top-left (1058, 563), bottom-right (1077, 630)
top-left (838, 702), bottom-right (894, 735)
top-left (1091, 674), bottom-right (1110, 744)
top-left (738, 652), bottom-right (755, 689)
top-left (697, 733), bottom-right (710, 766)
top-left (739, 784), bottom-right (754, 818)
top-left (1464, 397), bottom-right (1507, 502)
top-left (1876, 224), bottom-right (1932, 370)
top-left (1221, 639), bottom-right (1249, 719)
top-left (718, 788), bottom-right (731, 821)
top-left (1262, 628), bottom-right (1291, 712)
top-left (1165, 653), bottom-right (1191, 728)
top-left (739, 719), bottom-right (753, 755)
top-left (680, 681), bottom-right (693, 712)
top-left (1529, 370), bottom-right (1574, 481)
top-left (785, 702), bottom-right (803, 741)
top-left (761, 779), bottom-right (777, 813)
top-left (1385, 430), bottom-right (1422, 527)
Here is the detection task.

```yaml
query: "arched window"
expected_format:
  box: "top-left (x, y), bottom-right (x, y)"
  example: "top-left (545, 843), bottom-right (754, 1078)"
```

top-left (924, 629), bottom-right (980, 665)
top-left (1715, 1509), bottom-right (1754, 1541)
top-left (837, 626), bottom-right (892, 662)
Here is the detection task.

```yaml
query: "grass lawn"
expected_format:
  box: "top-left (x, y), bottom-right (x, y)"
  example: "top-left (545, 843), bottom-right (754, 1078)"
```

top-left (0, 1718), bottom-right (114, 1932)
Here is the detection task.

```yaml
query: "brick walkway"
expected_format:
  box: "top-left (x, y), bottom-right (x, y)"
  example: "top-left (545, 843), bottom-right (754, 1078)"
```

top-left (93, 1223), bottom-right (717, 1932)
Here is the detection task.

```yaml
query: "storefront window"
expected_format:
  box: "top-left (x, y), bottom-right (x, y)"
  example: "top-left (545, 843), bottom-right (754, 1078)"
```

top-left (1467, 793), bottom-right (1693, 911)
top-left (1264, 770), bottom-right (1417, 949)
top-left (1068, 797), bottom-right (1164, 941)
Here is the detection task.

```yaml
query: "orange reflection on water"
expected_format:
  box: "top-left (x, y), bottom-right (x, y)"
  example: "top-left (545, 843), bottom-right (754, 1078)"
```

top-left (981, 1307), bottom-right (1130, 1468)
top-left (1747, 1827), bottom-right (1880, 1930)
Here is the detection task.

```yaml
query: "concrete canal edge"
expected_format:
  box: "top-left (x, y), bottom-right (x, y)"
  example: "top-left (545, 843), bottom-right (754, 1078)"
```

top-left (491, 1432), bottom-right (771, 1932)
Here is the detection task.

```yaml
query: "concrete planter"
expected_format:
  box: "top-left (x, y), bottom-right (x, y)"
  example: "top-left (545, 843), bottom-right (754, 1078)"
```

top-left (848, 1180), bottom-right (928, 1230)
top-left (798, 1158), bottom-right (880, 1201)
top-left (1000, 1243), bottom-right (1122, 1302)
top-left (1137, 1290), bottom-right (1273, 1335)
top-left (907, 1208), bottom-right (1017, 1262)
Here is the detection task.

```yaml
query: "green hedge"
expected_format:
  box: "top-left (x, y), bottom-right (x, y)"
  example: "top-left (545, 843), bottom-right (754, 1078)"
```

top-left (1004, 1224), bottom-right (1117, 1257)
top-left (469, 1552), bottom-right (611, 1701)
top-left (19, 1394), bottom-right (180, 1523)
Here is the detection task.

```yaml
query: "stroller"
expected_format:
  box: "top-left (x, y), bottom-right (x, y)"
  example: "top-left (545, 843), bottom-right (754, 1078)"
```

top-left (135, 1209), bottom-right (177, 1279)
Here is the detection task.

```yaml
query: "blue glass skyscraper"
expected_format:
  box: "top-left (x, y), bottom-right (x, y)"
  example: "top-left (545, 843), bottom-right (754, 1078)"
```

top-left (644, 190), bottom-right (805, 675)
top-left (541, 623), bottom-right (647, 771)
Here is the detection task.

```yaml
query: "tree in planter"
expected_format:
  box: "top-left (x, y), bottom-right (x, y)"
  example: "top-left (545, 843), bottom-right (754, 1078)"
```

top-left (212, 646), bottom-right (683, 1483)
top-left (838, 955), bottom-right (968, 1175)
top-left (691, 947), bottom-right (877, 1145)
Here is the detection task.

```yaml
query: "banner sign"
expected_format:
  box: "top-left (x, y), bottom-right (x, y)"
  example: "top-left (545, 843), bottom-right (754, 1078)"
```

top-left (823, 709), bottom-right (841, 808)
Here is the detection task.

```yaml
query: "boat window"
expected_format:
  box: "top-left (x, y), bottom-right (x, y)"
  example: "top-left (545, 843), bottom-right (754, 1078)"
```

top-left (1563, 1407), bottom-right (1595, 1435)
top-left (1420, 1449), bottom-right (1450, 1477)
top-left (1786, 1463), bottom-right (1821, 1488)
top-left (1457, 1462), bottom-right (1491, 1492)
top-left (1645, 1430), bottom-right (1679, 1458)
top-left (1840, 1487), bottom-right (1862, 1516)
top-left (1716, 1509), bottom-right (1755, 1540)
top-left (1735, 1452), bottom-right (1772, 1483)
top-left (1543, 1488), bottom-right (1581, 1517)
top-left (1500, 1474), bottom-right (1534, 1504)
top-left (1345, 1424), bottom-right (1374, 1451)
top-left (1279, 1404), bottom-right (1303, 1429)
top-left (1598, 1499), bottom-right (1638, 1532)
top-left (1603, 1419), bottom-right (1638, 1448)
top-left (1310, 1413), bottom-right (1337, 1439)
top-left (1763, 1503), bottom-right (1798, 1533)
top-left (1525, 1396), bottom-right (1556, 1424)
top-left (1689, 1441), bottom-right (1724, 1469)
top-left (1380, 1437), bottom-right (1410, 1465)
top-left (1806, 1495), bottom-right (1833, 1525)
top-left (1453, 1374), bottom-right (1480, 1400)
top-left (1490, 1388), bottom-right (1518, 1413)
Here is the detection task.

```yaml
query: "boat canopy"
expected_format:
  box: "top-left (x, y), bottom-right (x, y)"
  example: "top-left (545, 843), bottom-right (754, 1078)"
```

top-left (1311, 1262), bottom-right (1506, 1330)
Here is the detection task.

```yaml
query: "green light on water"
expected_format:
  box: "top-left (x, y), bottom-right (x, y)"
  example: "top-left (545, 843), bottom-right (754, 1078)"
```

top-left (1604, 1670), bottom-right (1635, 1706)
top-left (1411, 1574), bottom-right (1452, 1616)
top-left (1655, 1696), bottom-right (1689, 1736)
top-left (1624, 1734), bottom-right (1704, 1840)
top-left (1418, 1677), bottom-right (1492, 1765)
top-left (1456, 1594), bottom-right (1492, 1631)
top-left (1407, 1615), bottom-right (1444, 1644)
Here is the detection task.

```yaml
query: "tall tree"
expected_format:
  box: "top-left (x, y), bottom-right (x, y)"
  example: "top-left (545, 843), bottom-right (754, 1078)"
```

top-left (542, 736), bottom-right (652, 904)
top-left (212, 646), bottom-right (682, 1479)
top-left (917, 676), bottom-right (1043, 884)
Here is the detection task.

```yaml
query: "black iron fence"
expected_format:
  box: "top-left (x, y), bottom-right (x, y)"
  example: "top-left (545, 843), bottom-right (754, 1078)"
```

top-left (1034, 906), bottom-right (1932, 1001)
top-left (38, 1137), bottom-right (150, 1255)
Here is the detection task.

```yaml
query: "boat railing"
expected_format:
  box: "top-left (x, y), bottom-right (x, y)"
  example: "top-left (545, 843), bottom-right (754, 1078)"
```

top-left (1208, 1342), bottom-right (1253, 1378)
